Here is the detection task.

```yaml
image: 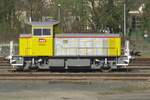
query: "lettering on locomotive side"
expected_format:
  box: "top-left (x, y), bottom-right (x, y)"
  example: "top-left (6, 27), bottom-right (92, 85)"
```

top-left (39, 38), bottom-right (47, 43)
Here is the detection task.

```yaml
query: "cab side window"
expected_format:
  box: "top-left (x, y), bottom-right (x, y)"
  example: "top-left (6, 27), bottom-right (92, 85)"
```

top-left (34, 29), bottom-right (42, 36)
top-left (43, 29), bottom-right (51, 35)
top-left (33, 29), bottom-right (51, 36)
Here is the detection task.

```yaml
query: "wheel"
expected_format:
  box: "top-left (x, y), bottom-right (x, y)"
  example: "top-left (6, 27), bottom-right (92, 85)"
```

top-left (30, 67), bottom-right (39, 72)
top-left (16, 66), bottom-right (24, 71)
top-left (100, 66), bottom-right (112, 72)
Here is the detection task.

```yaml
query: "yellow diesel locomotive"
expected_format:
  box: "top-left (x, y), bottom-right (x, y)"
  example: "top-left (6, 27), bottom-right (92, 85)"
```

top-left (11, 20), bottom-right (131, 71)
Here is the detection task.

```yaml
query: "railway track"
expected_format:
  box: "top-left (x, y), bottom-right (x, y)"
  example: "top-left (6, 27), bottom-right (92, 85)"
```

top-left (129, 58), bottom-right (150, 66)
top-left (127, 58), bottom-right (150, 69)
top-left (0, 57), bottom-right (11, 71)
top-left (0, 57), bottom-right (150, 81)
top-left (0, 72), bottom-right (150, 80)
top-left (0, 57), bottom-right (10, 66)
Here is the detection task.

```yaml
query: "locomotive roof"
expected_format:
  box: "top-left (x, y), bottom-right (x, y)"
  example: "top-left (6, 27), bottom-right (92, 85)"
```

top-left (31, 19), bottom-right (59, 26)
top-left (55, 33), bottom-right (120, 38)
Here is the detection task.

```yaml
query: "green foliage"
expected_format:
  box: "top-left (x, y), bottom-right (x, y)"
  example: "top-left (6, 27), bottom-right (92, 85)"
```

top-left (143, 0), bottom-right (150, 32)
top-left (54, 25), bottom-right (63, 34)
top-left (0, 0), bottom-right (18, 41)
top-left (88, 0), bottom-right (123, 33)
top-left (0, 0), bottom-right (150, 42)
top-left (52, 0), bottom-right (90, 32)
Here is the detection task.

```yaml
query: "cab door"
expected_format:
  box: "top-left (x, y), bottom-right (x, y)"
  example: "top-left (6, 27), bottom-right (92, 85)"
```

top-left (19, 36), bottom-right (32, 56)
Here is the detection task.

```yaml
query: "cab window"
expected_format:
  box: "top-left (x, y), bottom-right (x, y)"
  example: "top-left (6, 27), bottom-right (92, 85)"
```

top-left (34, 29), bottom-right (42, 36)
top-left (43, 29), bottom-right (51, 35)
top-left (33, 29), bottom-right (51, 36)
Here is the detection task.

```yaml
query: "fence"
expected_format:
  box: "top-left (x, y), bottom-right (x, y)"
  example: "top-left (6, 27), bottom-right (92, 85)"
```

top-left (0, 42), bottom-right (18, 57)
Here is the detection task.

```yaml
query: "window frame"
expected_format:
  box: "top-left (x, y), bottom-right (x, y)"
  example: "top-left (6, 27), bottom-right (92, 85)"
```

top-left (33, 29), bottom-right (42, 36)
top-left (33, 28), bottom-right (51, 36)
top-left (43, 29), bottom-right (51, 36)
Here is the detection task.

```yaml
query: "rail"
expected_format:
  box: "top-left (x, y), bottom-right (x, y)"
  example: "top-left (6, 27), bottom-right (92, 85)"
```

top-left (0, 73), bottom-right (150, 80)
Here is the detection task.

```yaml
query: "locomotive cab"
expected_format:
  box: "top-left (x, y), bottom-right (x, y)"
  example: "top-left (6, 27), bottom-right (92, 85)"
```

top-left (19, 20), bottom-right (59, 57)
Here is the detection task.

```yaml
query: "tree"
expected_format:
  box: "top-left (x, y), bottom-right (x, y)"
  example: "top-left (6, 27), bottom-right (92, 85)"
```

top-left (19, 0), bottom-right (46, 21)
top-left (0, 0), bottom-right (17, 42)
top-left (88, 0), bottom-right (123, 33)
top-left (51, 0), bottom-right (90, 32)
top-left (143, 0), bottom-right (150, 33)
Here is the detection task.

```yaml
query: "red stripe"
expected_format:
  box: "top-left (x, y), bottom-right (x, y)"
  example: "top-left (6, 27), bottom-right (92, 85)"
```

top-left (20, 37), bottom-right (32, 38)
top-left (56, 36), bottom-right (120, 38)
top-left (19, 36), bottom-right (120, 38)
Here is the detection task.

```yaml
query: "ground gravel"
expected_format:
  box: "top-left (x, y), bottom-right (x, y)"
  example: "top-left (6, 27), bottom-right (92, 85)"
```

top-left (0, 80), bottom-right (150, 100)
